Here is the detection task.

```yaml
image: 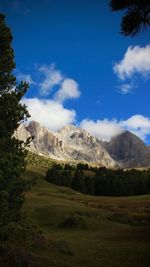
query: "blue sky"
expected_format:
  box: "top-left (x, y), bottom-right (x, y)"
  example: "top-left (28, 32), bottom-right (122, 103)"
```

top-left (1, 0), bottom-right (150, 143)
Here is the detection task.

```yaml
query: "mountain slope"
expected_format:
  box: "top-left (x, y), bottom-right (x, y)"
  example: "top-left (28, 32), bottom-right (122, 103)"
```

top-left (15, 121), bottom-right (150, 168)
top-left (104, 131), bottom-right (150, 168)
top-left (15, 121), bottom-right (117, 168)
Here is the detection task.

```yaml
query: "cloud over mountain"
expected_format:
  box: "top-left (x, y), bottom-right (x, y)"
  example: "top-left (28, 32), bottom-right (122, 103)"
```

top-left (80, 119), bottom-right (123, 141)
top-left (121, 115), bottom-right (150, 141)
top-left (80, 115), bottom-right (150, 142)
top-left (18, 64), bottom-right (150, 143)
top-left (22, 97), bottom-right (76, 131)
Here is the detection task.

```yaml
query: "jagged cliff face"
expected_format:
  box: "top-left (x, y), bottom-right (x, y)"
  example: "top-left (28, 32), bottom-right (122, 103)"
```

top-left (15, 121), bottom-right (150, 168)
top-left (104, 131), bottom-right (150, 168)
top-left (57, 125), bottom-right (117, 167)
top-left (15, 121), bottom-right (117, 168)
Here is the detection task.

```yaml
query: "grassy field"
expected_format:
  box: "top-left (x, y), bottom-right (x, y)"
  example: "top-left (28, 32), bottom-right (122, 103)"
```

top-left (21, 166), bottom-right (150, 267)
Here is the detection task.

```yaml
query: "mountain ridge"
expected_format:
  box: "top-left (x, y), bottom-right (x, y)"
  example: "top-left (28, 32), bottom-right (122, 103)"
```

top-left (103, 130), bottom-right (150, 168)
top-left (15, 121), bottom-right (150, 168)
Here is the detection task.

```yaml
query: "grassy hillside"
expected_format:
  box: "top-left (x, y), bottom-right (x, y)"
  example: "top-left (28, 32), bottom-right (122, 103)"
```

top-left (1, 152), bottom-right (150, 267)
top-left (21, 166), bottom-right (150, 267)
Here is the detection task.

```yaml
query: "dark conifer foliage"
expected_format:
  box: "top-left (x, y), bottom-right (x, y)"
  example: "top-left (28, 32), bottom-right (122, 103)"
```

top-left (109, 0), bottom-right (150, 36)
top-left (71, 170), bottom-right (86, 193)
top-left (0, 14), bottom-right (30, 227)
top-left (46, 164), bottom-right (150, 197)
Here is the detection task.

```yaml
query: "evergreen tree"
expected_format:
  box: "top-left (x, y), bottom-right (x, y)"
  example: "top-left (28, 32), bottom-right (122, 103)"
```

top-left (0, 14), bottom-right (30, 227)
top-left (71, 170), bottom-right (85, 193)
top-left (46, 168), bottom-right (58, 184)
top-left (61, 170), bottom-right (73, 186)
top-left (84, 176), bottom-right (95, 195)
top-left (109, 0), bottom-right (150, 36)
top-left (77, 163), bottom-right (89, 170)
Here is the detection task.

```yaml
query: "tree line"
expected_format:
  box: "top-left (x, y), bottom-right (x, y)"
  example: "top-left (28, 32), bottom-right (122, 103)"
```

top-left (46, 165), bottom-right (150, 196)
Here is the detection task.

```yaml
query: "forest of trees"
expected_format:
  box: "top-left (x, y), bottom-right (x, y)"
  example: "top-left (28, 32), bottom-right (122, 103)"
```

top-left (46, 164), bottom-right (150, 196)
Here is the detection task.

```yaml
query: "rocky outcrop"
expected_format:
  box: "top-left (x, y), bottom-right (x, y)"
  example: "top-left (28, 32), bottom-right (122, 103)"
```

top-left (15, 121), bottom-right (117, 167)
top-left (104, 131), bottom-right (150, 168)
top-left (57, 125), bottom-right (117, 167)
top-left (15, 121), bottom-right (150, 168)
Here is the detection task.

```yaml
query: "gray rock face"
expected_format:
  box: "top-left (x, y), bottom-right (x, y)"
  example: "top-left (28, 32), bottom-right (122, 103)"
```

top-left (15, 121), bottom-right (150, 168)
top-left (14, 124), bottom-right (30, 141)
top-left (57, 125), bottom-right (117, 167)
top-left (15, 121), bottom-right (117, 167)
top-left (104, 131), bottom-right (150, 168)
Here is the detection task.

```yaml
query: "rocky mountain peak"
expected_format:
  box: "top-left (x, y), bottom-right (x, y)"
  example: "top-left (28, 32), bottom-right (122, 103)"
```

top-left (59, 124), bottom-right (91, 138)
top-left (104, 130), bottom-right (150, 168)
top-left (115, 130), bottom-right (144, 143)
top-left (59, 124), bottom-right (79, 133)
top-left (27, 121), bottom-right (41, 135)
top-left (15, 121), bottom-right (150, 168)
top-left (15, 121), bottom-right (117, 167)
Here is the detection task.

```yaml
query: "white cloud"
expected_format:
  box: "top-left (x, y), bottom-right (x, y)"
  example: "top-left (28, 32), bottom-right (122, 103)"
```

top-left (39, 64), bottom-right (63, 95)
top-left (22, 97), bottom-right (76, 132)
top-left (80, 119), bottom-right (123, 141)
top-left (114, 45), bottom-right (150, 80)
top-left (38, 65), bottom-right (81, 101)
top-left (17, 73), bottom-right (36, 85)
top-left (54, 78), bottom-right (81, 103)
top-left (18, 65), bottom-right (81, 132)
top-left (119, 83), bottom-right (133, 94)
top-left (120, 115), bottom-right (150, 141)
top-left (114, 45), bottom-right (150, 94)
top-left (17, 65), bottom-right (81, 102)
top-left (21, 96), bottom-right (150, 141)
top-left (80, 115), bottom-right (150, 142)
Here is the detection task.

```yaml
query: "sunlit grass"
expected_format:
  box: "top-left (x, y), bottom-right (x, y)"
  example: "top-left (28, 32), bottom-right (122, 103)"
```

top-left (22, 165), bottom-right (150, 267)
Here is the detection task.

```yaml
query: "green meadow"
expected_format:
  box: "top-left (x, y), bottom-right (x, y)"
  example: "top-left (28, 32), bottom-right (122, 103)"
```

top-left (1, 152), bottom-right (150, 267)
top-left (20, 162), bottom-right (150, 267)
